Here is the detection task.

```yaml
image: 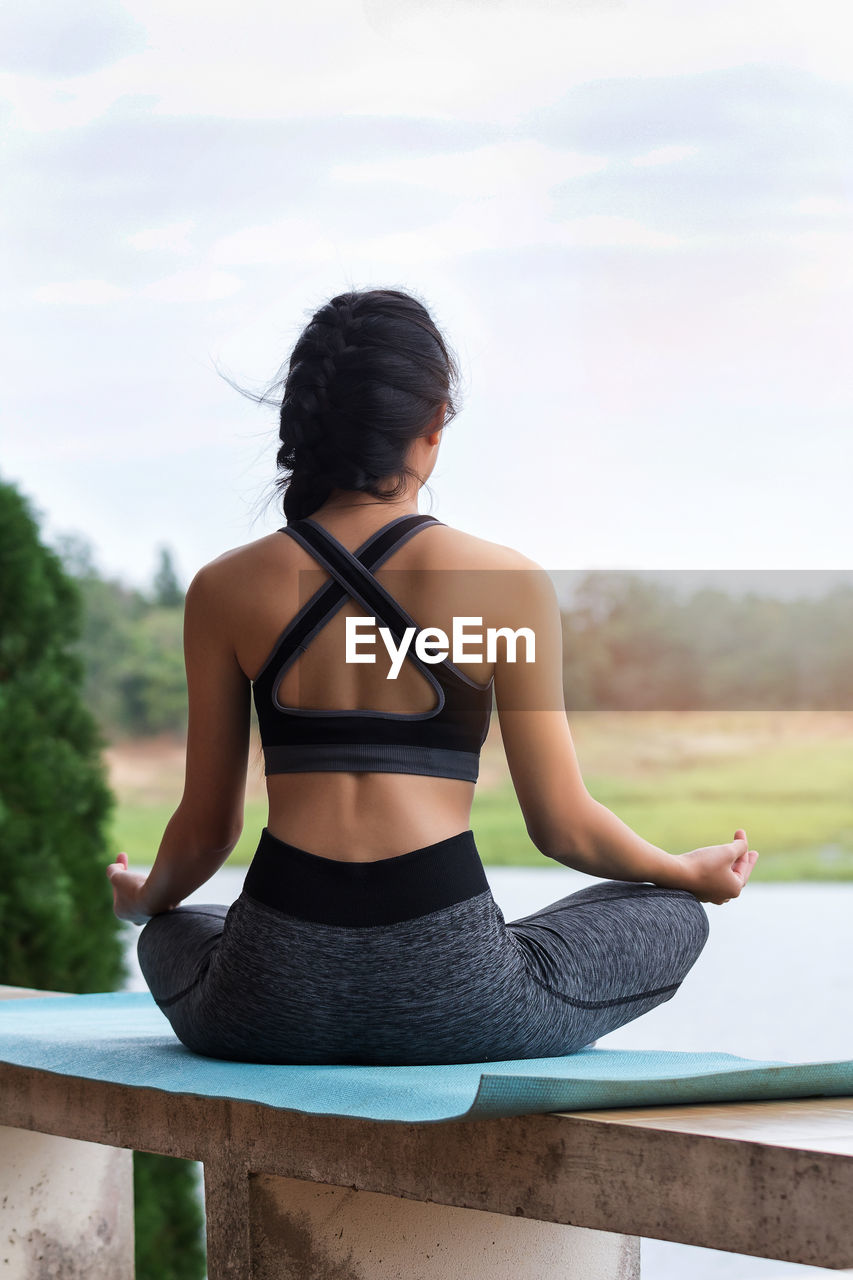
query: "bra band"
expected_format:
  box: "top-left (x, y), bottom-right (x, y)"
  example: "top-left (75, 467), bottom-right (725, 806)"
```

top-left (263, 743), bottom-right (480, 781)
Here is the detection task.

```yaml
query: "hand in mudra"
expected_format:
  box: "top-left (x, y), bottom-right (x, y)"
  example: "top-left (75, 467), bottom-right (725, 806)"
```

top-left (106, 851), bottom-right (154, 925)
top-left (679, 829), bottom-right (759, 905)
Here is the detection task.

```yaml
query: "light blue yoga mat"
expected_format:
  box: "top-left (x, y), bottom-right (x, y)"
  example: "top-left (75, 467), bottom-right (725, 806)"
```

top-left (1, 992), bottom-right (851, 1124)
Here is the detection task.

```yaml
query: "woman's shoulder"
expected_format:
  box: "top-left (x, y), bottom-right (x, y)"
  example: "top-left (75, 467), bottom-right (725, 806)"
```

top-left (415, 522), bottom-right (556, 627)
top-left (420, 520), bottom-right (544, 574)
top-left (184, 533), bottom-right (289, 603)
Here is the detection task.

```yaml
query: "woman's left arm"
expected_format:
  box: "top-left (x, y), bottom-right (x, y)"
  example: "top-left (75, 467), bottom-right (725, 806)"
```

top-left (106, 562), bottom-right (251, 923)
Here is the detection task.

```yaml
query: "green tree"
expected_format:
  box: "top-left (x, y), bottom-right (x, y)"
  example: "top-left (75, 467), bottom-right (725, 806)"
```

top-left (55, 535), bottom-right (150, 735)
top-left (153, 547), bottom-right (185, 608)
top-left (134, 1154), bottom-right (206, 1280)
top-left (115, 607), bottom-right (188, 735)
top-left (0, 479), bottom-right (205, 1280)
top-left (0, 486), bottom-right (120, 988)
top-left (54, 537), bottom-right (188, 738)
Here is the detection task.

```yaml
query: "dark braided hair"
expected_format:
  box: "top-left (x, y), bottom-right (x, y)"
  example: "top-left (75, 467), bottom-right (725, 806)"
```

top-left (274, 289), bottom-right (459, 521)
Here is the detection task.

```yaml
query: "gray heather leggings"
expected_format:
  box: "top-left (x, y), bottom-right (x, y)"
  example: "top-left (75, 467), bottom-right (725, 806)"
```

top-left (137, 828), bottom-right (709, 1065)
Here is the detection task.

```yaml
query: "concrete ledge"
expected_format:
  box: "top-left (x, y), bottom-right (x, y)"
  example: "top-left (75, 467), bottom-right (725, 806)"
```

top-left (2, 1058), bottom-right (852, 1269)
top-left (2, 987), bottom-right (852, 1276)
top-left (0, 985), bottom-right (70, 1000)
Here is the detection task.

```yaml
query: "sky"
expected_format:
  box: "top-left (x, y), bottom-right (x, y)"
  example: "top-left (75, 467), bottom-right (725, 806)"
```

top-left (2, 0), bottom-right (852, 591)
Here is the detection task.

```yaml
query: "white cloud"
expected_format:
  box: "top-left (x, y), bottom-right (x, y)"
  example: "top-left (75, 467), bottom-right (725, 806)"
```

top-left (358, 206), bottom-right (683, 263)
top-left (0, 69), bottom-right (112, 131)
top-left (33, 279), bottom-right (126, 304)
top-left (769, 227), bottom-right (853, 295)
top-left (557, 215), bottom-right (682, 249)
top-left (333, 141), bottom-right (608, 198)
top-left (791, 196), bottom-right (850, 218)
top-left (630, 144), bottom-right (699, 168)
top-left (128, 221), bottom-right (196, 254)
top-left (32, 268), bottom-right (245, 307)
top-left (5, 0), bottom-right (853, 133)
top-left (5, 0), bottom-right (853, 585)
top-left (212, 220), bottom-right (337, 268)
top-left (141, 269), bottom-right (243, 302)
top-left (211, 201), bottom-right (681, 272)
top-left (33, 270), bottom-right (243, 306)
top-left (211, 141), bottom-right (612, 272)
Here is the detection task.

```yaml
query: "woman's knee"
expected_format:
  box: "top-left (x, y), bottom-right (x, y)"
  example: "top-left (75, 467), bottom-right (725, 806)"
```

top-left (136, 911), bottom-right (178, 990)
top-left (136, 911), bottom-right (167, 965)
top-left (137, 904), bottom-right (228, 960)
top-left (663, 889), bottom-right (710, 971)
top-left (569, 881), bottom-right (709, 956)
top-left (604, 883), bottom-right (710, 986)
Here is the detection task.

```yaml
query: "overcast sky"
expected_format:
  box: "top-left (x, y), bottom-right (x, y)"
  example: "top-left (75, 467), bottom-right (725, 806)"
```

top-left (2, 0), bottom-right (851, 590)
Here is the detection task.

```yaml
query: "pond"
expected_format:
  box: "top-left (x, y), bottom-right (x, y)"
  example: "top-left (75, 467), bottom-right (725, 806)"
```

top-left (122, 865), bottom-right (853, 1280)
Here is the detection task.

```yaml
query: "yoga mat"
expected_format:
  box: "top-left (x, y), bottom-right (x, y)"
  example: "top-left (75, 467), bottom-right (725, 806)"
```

top-left (1, 992), bottom-right (851, 1124)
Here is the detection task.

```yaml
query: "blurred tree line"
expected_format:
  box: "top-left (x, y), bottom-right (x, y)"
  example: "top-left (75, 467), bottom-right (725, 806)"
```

top-left (562, 573), bottom-right (853, 710)
top-left (56, 536), bottom-right (189, 737)
top-left (55, 542), bottom-right (853, 739)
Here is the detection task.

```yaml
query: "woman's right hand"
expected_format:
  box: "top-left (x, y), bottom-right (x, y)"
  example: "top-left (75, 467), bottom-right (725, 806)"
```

top-left (106, 852), bottom-right (157, 925)
top-left (676, 829), bottom-right (759, 904)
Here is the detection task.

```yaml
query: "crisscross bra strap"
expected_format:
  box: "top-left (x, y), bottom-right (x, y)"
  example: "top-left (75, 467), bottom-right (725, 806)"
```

top-left (267, 514), bottom-right (441, 675)
top-left (281, 514), bottom-right (440, 649)
top-left (255, 512), bottom-right (491, 783)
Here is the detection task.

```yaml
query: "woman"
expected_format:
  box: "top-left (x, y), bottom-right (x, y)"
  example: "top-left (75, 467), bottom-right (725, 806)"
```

top-left (106, 288), bottom-right (757, 1065)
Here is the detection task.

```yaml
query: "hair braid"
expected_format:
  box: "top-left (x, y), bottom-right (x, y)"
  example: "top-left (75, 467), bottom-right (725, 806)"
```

top-left (272, 289), bottom-right (457, 521)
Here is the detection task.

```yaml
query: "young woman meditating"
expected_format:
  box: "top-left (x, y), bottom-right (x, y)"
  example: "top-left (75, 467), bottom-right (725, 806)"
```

top-left (106, 288), bottom-right (757, 1064)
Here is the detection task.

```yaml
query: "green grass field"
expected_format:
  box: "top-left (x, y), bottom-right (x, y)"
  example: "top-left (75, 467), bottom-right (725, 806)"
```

top-left (108, 712), bottom-right (853, 879)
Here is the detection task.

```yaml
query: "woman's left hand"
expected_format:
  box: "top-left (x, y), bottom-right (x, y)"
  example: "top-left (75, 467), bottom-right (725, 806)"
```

top-left (106, 852), bottom-right (154, 925)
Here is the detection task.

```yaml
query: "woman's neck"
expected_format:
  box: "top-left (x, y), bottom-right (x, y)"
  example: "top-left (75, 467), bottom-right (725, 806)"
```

top-left (315, 487), bottom-right (422, 518)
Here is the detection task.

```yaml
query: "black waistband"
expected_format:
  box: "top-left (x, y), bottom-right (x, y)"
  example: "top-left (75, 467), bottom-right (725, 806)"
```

top-left (242, 827), bottom-right (489, 927)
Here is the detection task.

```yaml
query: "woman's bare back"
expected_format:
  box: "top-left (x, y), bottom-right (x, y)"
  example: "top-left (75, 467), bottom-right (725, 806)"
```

top-left (205, 505), bottom-right (531, 861)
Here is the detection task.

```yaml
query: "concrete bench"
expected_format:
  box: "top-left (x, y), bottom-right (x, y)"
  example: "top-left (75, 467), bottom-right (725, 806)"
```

top-left (1, 985), bottom-right (852, 1278)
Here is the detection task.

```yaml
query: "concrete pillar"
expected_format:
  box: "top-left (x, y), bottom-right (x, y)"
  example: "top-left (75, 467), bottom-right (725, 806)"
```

top-left (0, 1125), bottom-right (134, 1279)
top-left (240, 1173), bottom-right (640, 1280)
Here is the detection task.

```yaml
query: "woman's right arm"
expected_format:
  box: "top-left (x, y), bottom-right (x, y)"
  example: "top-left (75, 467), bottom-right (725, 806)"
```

top-left (492, 558), bottom-right (758, 904)
top-left (107, 561), bottom-right (252, 923)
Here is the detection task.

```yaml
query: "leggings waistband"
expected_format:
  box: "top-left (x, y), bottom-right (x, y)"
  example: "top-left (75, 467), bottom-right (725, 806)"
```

top-left (242, 827), bottom-right (490, 927)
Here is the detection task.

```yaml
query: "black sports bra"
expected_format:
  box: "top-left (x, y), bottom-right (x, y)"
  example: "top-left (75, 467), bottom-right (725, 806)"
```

top-left (252, 514), bottom-right (494, 782)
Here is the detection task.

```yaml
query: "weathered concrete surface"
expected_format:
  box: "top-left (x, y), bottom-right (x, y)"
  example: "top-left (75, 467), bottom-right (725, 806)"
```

top-left (0, 1125), bottom-right (134, 1279)
top-left (244, 1175), bottom-right (639, 1280)
top-left (0, 987), bottom-right (69, 1001)
top-left (204, 1157), bottom-right (253, 1279)
top-left (2, 985), bottom-right (853, 1273)
top-left (2, 1058), bottom-right (852, 1269)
